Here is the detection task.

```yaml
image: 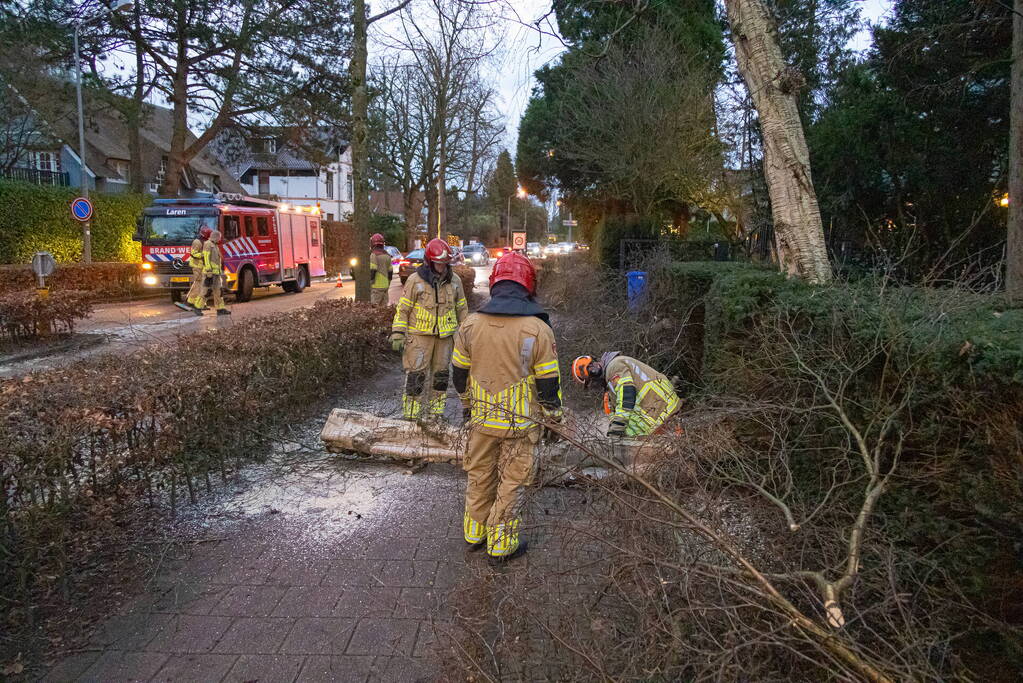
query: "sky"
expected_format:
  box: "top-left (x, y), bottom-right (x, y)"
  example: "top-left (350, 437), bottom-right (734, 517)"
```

top-left (474, 0), bottom-right (898, 153)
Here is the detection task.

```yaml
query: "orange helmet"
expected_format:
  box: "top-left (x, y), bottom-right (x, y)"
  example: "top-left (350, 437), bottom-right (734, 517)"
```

top-left (571, 355), bottom-right (594, 384)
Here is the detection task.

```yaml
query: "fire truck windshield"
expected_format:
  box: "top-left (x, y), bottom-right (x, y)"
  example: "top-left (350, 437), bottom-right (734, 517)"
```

top-left (143, 215), bottom-right (218, 242)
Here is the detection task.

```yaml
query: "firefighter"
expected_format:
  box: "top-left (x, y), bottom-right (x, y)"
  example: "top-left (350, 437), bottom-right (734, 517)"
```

top-left (452, 252), bottom-right (562, 564)
top-left (194, 229), bottom-right (230, 316)
top-left (391, 237), bottom-right (467, 420)
top-left (571, 353), bottom-right (681, 438)
top-left (369, 233), bottom-right (392, 305)
top-left (185, 226), bottom-right (212, 309)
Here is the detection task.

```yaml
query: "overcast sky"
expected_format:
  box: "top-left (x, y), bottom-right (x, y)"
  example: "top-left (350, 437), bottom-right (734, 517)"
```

top-left (471, 0), bottom-right (897, 154)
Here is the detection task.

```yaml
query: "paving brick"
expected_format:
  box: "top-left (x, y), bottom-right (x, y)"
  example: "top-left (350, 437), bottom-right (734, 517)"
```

top-left (150, 581), bottom-right (231, 615)
top-left (280, 617), bottom-right (357, 655)
top-left (208, 556), bottom-right (275, 585)
top-left (267, 559), bottom-right (332, 587)
top-left (352, 535), bottom-right (420, 560)
top-left (431, 561), bottom-right (465, 589)
top-left (345, 618), bottom-right (419, 657)
top-left (152, 653), bottom-right (238, 681)
top-left (213, 617), bottom-right (294, 654)
top-left (273, 586), bottom-right (344, 617)
top-left (225, 654), bottom-right (305, 683)
top-left (37, 650), bottom-right (101, 682)
top-left (333, 587), bottom-right (399, 620)
top-left (320, 560), bottom-right (382, 587)
top-left (295, 655), bottom-right (374, 683)
top-left (78, 650), bottom-right (168, 682)
top-left (86, 611), bottom-right (174, 650)
top-left (393, 588), bottom-right (438, 619)
top-left (146, 614), bottom-right (234, 653)
top-left (413, 536), bottom-right (468, 560)
top-left (212, 585), bottom-right (288, 617)
top-left (370, 655), bottom-right (437, 682)
top-left (375, 560), bottom-right (437, 587)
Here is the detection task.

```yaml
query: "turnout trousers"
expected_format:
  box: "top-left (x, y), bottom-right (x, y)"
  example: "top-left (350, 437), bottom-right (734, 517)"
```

top-left (401, 333), bottom-right (453, 419)
top-left (462, 429), bottom-right (539, 558)
top-left (186, 266), bottom-right (205, 307)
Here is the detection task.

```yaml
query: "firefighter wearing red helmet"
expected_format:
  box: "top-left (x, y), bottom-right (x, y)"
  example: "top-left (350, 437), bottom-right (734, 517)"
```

top-left (369, 233), bottom-right (392, 305)
top-left (451, 252), bottom-right (562, 564)
top-left (391, 237), bottom-right (468, 420)
top-left (185, 225), bottom-right (213, 310)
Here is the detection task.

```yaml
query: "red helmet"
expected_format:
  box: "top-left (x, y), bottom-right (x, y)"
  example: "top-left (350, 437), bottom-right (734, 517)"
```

top-left (490, 252), bottom-right (536, 295)
top-left (199, 226), bottom-right (212, 240)
top-left (424, 238), bottom-right (452, 265)
top-left (370, 233), bottom-right (385, 246)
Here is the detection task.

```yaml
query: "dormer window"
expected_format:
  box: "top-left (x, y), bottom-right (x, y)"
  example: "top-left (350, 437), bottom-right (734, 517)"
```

top-left (264, 138), bottom-right (277, 153)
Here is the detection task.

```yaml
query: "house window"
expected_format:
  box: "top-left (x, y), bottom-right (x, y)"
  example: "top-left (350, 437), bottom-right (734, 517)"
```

top-left (264, 138), bottom-right (277, 153)
top-left (346, 173), bottom-right (353, 202)
top-left (223, 215), bottom-right (240, 241)
top-left (256, 216), bottom-right (269, 236)
top-left (110, 159), bottom-right (129, 181)
top-left (325, 171), bottom-right (334, 198)
top-left (156, 157), bottom-right (168, 185)
top-left (326, 212), bottom-right (334, 221)
top-left (258, 171), bottom-right (270, 195)
top-left (33, 151), bottom-right (57, 172)
top-left (197, 173), bottom-right (215, 192)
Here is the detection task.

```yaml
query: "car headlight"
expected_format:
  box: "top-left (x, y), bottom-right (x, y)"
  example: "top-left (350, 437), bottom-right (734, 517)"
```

top-left (142, 275), bottom-right (158, 286)
top-left (349, 257), bottom-right (358, 267)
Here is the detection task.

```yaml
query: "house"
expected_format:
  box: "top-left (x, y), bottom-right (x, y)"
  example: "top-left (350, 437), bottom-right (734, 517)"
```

top-left (368, 189), bottom-right (427, 229)
top-left (214, 128), bottom-right (353, 222)
top-left (1, 90), bottom-right (243, 195)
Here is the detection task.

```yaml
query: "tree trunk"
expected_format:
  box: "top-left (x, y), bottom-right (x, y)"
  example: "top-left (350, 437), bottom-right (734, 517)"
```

top-left (350, 0), bottom-right (371, 302)
top-left (128, 4), bottom-right (144, 194)
top-left (162, 68), bottom-right (189, 197)
top-left (1007, 0), bottom-right (1023, 297)
top-left (724, 0), bottom-right (833, 284)
top-left (436, 137), bottom-right (446, 240)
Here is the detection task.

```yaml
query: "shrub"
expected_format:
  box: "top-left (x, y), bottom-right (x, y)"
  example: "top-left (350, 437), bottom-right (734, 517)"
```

top-left (0, 180), bottom-right (147, 264)
top-left (0, 299), bottom-right (391, 625)
top-left (322, 219), bottom-right (354, 276)
top-left (0, 262), bottom-right (143, 299)
top-left (0, 290), bottom-right (93, 340)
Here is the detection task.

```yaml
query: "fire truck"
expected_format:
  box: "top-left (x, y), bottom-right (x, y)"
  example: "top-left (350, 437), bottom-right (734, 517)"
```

top-left (136, 193), bottom-right (326, 303)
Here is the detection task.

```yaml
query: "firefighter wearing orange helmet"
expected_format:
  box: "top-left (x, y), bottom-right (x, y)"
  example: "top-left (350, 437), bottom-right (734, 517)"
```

top-left (369, 233), bottom-right (392, 305)
top-left (572, 353), bottom-right (680, 438)
top-left (391, 237), bottom-right (467, 420)
top-left (452, 252), bottom-right (562, 563)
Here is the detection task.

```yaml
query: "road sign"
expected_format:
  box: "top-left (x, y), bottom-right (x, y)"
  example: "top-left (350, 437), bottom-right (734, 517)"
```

top-left (512, 232), bottom-right (526, 250)
top-left (32, 251), bottom-right (56, 278)
top-left (71, 196), bottom-right (93, 221)
top-left (562, 219), bottom-right (578, 227)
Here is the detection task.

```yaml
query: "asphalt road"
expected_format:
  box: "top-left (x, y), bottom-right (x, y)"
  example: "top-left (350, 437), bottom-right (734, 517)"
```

top-left (1, 265), bottom-right (493, 377)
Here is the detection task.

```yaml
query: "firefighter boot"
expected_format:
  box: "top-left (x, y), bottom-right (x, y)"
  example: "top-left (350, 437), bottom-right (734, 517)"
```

top-left (402, 372), bottom-right (426, 420)
top-left (427, 370), bottom-right (449, 420)
top-left (463, 511), bottom-right (486, 551)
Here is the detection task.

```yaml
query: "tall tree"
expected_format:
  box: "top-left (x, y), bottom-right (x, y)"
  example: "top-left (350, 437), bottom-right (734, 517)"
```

top-left (724, 0), bottom-right (832, 283)
top-left (487, 149), bottom-right (517, 241)
top-left (1008, 0), bottom-right (1023, 296)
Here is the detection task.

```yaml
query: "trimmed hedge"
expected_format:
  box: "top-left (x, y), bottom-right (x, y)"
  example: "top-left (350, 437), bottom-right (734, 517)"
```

top-left (0, 290), bottom-right (93, 340)
top-left (0, 262), bottom-right (143, 298)
top-left (0, 180), bottom-right (147, 264)
top-left (0, 299), bottom-right (391, 624)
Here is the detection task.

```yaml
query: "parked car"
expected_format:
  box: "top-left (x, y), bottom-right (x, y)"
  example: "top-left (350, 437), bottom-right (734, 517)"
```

top-left (385, 245), bottom-right (402, 267)
top-left (451, 246), bottom-right (465, 266)
top-left (399, 248), bottom-right (425, 284)
top-left (526, 242), bottom-right (542, 259)
top-left (463, 243), bottom-right (490, 266)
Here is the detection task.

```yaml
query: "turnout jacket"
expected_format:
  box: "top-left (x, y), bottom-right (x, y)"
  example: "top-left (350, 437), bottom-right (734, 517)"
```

top-left (392, 264), bottom-right (467, 338)
top-left (187, 238), bottom-right (204, 269)
top-left (370, 247), bottom-right (392, 289)
top-left (452, 281), bottom-right (562, 437)
top-left (201, 240), bottom-right (222, 276)
top-left (604, 356), bottom-right (681, 436)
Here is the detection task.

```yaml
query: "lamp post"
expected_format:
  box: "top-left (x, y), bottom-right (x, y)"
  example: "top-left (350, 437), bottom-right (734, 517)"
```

top-left (516, 186), bottom-right (527, 244)
top-left (73, 0), bottom-right (134, 263)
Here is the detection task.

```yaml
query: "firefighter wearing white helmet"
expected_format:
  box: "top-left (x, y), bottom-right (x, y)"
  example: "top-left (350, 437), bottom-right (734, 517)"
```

top-left (391, 238), bottom-right (467, 420)
top-left (571, 353), bottom-right (681, 437)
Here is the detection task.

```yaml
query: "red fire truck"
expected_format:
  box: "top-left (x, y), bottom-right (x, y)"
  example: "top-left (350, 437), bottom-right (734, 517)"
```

top-left (136, 193), bottom-right (326, 303)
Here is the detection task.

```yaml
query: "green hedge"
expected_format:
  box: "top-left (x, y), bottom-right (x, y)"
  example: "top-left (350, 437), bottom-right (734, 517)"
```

top-left (0, 180), bottom-right (147, 264)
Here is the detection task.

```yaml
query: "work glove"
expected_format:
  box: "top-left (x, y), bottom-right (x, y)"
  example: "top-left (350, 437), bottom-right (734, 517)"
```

top-left (607, 416), bottom-right (628, 439)
top-left (390, 334), bottom-right (405, 352)
top-left (541, 406), bottom-right (565, 444)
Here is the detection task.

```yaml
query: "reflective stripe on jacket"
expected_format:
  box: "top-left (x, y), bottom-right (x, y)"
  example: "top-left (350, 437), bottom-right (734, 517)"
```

top-left (202, 240), bottom-right (222, 276)
top-left (452, 313), bottom-right (560, 436)
top-left (370, 249), bottom-right (392, 289)
top-left (605, 356), bottom-right (680, 436)
top-left (392, 268), bottom-right (467, 337)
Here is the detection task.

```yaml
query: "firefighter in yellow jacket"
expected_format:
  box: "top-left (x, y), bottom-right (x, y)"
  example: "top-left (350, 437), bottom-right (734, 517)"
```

top-left (369, 232), bottom-right (392, 305)
top-left (571, 353), bottom-right (681, 437)
top-left (184, 226), bottom-right (212, 310)
top-left (452, 252), bottom-right (562, 564)
top-left (194, 229), bottom-right (230, 316)
top-left (391, 238), bottom-right (467, 420)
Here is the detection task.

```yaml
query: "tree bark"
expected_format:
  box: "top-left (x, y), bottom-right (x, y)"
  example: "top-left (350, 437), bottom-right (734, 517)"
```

top-left (350, 0), bottom-right (371, 302)
top-left (1007, 0), bottom-right (1023, 298)
top-left (724, 0), bottom-right (833, 284)
top-left (128, 3), bottom-right (145, 194)
top-left (436, 136), bottom-right (446, 240)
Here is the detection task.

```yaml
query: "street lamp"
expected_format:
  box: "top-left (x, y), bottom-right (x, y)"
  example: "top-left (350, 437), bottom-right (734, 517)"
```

top-left (73, 0), bottom-right (134, 263)
top-left (507, 186), bottom-right (526, 246)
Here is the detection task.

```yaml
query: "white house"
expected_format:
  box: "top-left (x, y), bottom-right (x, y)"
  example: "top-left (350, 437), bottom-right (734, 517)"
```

top-left (216, 129), bottom-right (353, 221)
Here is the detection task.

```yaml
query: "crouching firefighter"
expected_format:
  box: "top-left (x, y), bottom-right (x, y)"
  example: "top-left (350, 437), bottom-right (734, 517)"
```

top-left (452, 252), bottom-right (563, 564)
top-left (390, 238), bottom-right (467, 420)
top-left (184, 225), bottom-right (212, 310)
top-left (369, 232), bottom-right (392, 305)
top-left (572, 353), bottom-right (681, 438)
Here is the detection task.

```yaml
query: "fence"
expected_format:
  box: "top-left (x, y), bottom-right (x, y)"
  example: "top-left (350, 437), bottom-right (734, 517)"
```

top-left (1, 167), bottom-right (70, 187)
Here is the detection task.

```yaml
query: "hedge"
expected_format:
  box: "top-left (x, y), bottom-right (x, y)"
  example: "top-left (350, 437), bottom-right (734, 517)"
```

top-left (0, 290), bottom-right (93, 340)
top-left (0, 299), bottom-right (391, 630)
top-left (648, 261), bottom-right (1023, 669)
top-left (0, 179), bottom-right (147, 264)
top-left (0, 262), bottom-right (143, 298)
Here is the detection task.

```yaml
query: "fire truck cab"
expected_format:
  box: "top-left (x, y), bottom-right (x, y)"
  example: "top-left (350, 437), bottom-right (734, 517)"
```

top-left (136, 193), bottom-right (326, 303)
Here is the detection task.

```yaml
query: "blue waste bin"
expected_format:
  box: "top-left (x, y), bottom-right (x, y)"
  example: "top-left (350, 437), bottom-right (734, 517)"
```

top-left (626, 270), bottom-right (647, 311)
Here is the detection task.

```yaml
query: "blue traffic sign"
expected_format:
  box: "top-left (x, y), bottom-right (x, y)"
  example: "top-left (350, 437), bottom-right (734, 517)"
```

top-left (71, 197), bottom-right (93, 221)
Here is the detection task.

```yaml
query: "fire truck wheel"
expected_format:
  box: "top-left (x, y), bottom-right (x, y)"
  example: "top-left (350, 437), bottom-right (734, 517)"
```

top-left (235, 268), bottom-right (255, 303)
top-left (289, 266), bottom-right (309, 293)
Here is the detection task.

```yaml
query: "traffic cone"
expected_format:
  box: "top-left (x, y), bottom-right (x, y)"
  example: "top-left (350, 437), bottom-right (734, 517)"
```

top-left (335, 272), bottom-right (343, 288)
